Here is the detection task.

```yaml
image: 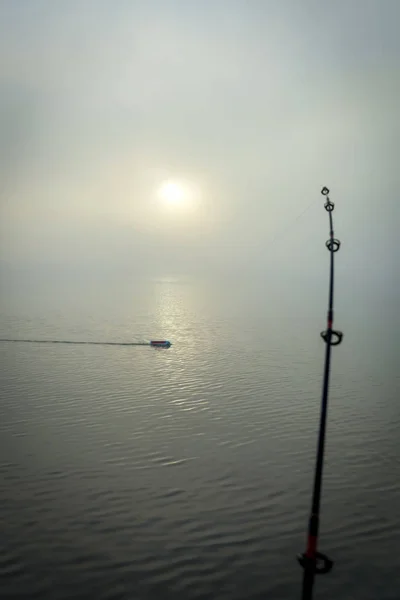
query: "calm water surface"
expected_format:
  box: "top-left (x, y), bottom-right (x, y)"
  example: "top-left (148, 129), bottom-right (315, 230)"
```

top-left (1, 276), bottom-right (399, 599)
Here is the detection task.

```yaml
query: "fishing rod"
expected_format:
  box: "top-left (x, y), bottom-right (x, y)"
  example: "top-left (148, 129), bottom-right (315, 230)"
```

top-left (297, 187), bottom-right (343, 599)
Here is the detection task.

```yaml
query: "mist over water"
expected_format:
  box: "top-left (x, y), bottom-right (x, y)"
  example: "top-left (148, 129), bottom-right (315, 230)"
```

top-left (1, 1), bottom-right (400, 598)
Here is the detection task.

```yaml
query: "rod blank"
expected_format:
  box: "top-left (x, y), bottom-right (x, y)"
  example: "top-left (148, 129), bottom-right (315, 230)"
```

top-left (297, 187), bottom-right (343, 600)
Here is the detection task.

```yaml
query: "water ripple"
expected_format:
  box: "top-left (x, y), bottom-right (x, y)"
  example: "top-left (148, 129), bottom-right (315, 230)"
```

top-left (1, 290), bottom-right (399, 600)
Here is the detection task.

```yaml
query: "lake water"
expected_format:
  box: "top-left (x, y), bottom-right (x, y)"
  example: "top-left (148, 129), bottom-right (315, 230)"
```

top-left (1, 274), bottom-right (399, 600)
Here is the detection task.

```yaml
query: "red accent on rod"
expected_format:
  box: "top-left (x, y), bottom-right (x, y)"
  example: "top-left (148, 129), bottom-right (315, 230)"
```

top-left (306, 535), bottom-right (318, 558)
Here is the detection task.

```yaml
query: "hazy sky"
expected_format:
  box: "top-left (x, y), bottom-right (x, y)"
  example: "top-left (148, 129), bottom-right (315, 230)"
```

top-left (0, 0), bottom-right (399, 289)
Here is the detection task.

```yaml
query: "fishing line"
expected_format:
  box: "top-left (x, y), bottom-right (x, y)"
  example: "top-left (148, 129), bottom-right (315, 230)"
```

top-left (268, 195), bottom-right (320, 248)
top-left (297, 187), bottom-right (343, 599)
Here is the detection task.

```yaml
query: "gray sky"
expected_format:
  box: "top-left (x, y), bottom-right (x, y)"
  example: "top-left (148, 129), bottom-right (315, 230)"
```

top-left (0, 0), bottom-right (399, 290)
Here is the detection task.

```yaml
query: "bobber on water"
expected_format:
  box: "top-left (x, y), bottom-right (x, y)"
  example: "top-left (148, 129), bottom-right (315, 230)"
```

top-left (150, 340), bottom-right (171, 348)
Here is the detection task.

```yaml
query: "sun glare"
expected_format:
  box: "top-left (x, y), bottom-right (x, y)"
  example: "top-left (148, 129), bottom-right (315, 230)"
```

top-left (156, 178), bottom-right (202, 216)
top-left (158, 180), bottom-right (187, 207)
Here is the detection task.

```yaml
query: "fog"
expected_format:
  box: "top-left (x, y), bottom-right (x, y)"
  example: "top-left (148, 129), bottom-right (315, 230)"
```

top-left (0, 1), bottom-right (399, 299)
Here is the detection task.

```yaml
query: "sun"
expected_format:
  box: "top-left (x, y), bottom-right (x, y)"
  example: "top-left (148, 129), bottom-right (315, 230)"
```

top-left (155, 177), bottom-right (203, 219)
top-left (158, 180), bottom-right (187, 207)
